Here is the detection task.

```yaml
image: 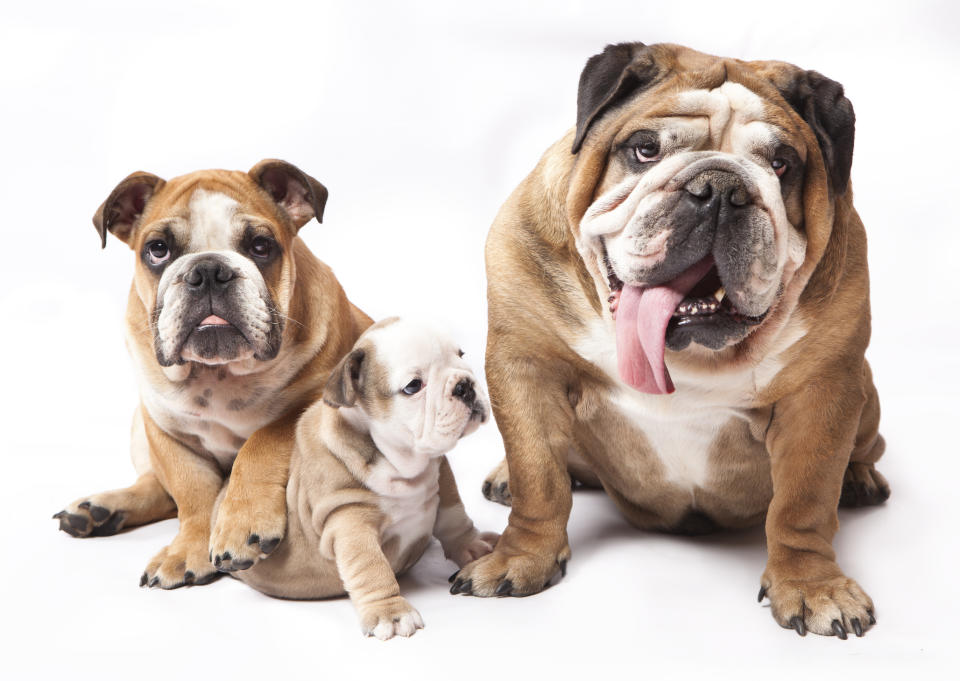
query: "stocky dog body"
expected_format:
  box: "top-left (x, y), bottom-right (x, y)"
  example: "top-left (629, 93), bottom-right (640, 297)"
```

top-left (453, 43), bottom-right (888, 638)
top-left (229, 319), bottom-right (496, 639)
top-left (55, 161), bottom-right (371, 588)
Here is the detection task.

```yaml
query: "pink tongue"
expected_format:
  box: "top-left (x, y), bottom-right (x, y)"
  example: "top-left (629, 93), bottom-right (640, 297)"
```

top-left (615, 257), bottom-right (715, 394)
top-left (200, 315), bottom-right (230, 326)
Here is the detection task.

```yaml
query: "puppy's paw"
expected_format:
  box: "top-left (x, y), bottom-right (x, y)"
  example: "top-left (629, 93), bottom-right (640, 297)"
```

top-left (450, 531), bottom-right (500, 568)
top-left (449, 536), bottom-right (570, 597)
top-left (481, 459), bottom-right (511, 506)
top-left (209, 483), bottom-right (285, 572)
top-left (839, 462), bottom-right (890, 508)
top-left (53, 496), bottom-right (127, 538)
top-left (359, 597), bottom-right (424, 640)
top-left (760, 569), bottom-right (875, 638)
top-left (142, 532), bottom-right (220, 589)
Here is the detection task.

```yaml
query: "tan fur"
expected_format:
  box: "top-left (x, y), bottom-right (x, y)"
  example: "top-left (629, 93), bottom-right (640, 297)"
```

top-left (56, 161), bottom-right (372, 588)
top-left (227, 333), bottom-right (495, 638)
top-left (464, 45), bottom-right (886, 637)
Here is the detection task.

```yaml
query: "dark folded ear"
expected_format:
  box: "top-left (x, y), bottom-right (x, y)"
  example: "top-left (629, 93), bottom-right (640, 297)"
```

top-left (573, 42), bottom-right (661, 154)
top-left (757, 63), bottom-right (856, 194)
top-left (92, 172), bottom-right (165, 248)
top-left (322, 348), bottom-right (366, 408)
top-left (249, 159), bottom-right (328, 230)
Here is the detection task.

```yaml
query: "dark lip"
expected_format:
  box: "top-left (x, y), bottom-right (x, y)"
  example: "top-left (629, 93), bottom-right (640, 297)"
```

top-left (603, 249), bottom-right (770, 328)
top-left (672, 297), bottom-right (769, 328)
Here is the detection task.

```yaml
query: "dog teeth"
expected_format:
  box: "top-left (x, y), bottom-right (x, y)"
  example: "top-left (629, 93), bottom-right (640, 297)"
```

top-left (715, 287), bottom-right (725, 302)
top-left (674, 297), bottom-right (720, 317)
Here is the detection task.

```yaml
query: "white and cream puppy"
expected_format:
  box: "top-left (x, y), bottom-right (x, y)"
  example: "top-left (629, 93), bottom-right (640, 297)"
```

top-left (224, 318), bottom-right (497, 639)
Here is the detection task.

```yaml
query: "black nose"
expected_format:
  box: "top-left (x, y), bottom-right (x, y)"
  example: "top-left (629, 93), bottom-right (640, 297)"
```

top-left (683, 170), bottom-right (752, 209)
top-left (183, 258), bottom-right (237, 291)
top-left (452, 378), bottom-right (475, 405)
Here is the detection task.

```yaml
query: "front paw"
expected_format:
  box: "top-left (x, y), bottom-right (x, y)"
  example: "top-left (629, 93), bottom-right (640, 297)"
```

top-left (209, 483), bottom-right (286, 572)
top-left (449, 531), bottom-right (569, 597)
top-left (760, 566), bottom-right (875, 638)
top-left (450, 531), bottom-right (500, 568)
top-left (142, 531), bottom-right (220, 589)
top-left (358, 597), bottom-right (424, 640)
top-left (53, 497), bottom-right (126, 538)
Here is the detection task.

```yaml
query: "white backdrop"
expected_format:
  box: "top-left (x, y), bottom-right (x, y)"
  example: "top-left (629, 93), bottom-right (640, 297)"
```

top-left (2, 1), bottom-right (957, 678)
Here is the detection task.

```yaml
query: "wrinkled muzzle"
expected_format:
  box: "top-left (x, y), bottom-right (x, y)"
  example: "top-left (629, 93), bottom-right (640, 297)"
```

top-left (577, 151), bottom-right (802, 394)
top-left (152, 251), bottom-right (283, 366)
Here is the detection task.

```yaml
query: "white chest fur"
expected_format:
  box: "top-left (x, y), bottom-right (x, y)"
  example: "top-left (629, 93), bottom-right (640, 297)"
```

top-left (573, 317), bottom-right (805, 490)
top-left (365, 458), bottom-right (441, 555)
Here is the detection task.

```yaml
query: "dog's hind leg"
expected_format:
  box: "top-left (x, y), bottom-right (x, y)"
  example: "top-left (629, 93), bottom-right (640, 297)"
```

top-left (839, 360), bottom-right (890, 508)
top-left (54, 471), bottom-right (177, 537)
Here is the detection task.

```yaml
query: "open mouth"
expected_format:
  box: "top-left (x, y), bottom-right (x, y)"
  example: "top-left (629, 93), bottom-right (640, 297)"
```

top-left (604, 252), bottom-right (767, 327)
top-left (603, 247), bottom-right (772, 395)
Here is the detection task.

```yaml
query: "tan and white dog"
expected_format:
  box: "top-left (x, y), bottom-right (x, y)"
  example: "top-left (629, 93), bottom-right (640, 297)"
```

top-left (54, 160), bottom-right (371, 588)
top-left (227, 318), bottom-right (496, 639)
top-left (451, 43), bottom-right (888, 639)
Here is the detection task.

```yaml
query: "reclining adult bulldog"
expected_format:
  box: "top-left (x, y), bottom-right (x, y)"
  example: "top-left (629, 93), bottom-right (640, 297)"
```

top-left (54, 160), bottom-right (371, 588)
top-left (451, 43), bottom-right (888, 638)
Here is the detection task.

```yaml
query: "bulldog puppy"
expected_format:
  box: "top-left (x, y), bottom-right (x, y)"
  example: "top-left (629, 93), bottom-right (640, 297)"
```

top-left (227, 318), bottom-right (496, 639)
top-left (54, 160), bottom-right (371, 588)
top-left (452, 43), bottom-right (889, 638)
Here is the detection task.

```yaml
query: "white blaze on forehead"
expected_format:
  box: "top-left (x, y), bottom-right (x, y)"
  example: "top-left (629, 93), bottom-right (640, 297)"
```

top-left (366, 320), bottom-right (462, 389)
top-left (188, 189), bottom-right (241, 251)
top-left (673, 82), bottom-right (777, 155)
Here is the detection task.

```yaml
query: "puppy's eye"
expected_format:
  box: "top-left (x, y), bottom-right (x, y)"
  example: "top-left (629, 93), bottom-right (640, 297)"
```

top-left (772, 158), bottom-right (788, 177)
top-left (635, 140), bottom-right (660, 162)
top-left (457, 349), bottom-right (464, 358)
top-left (249, 236), bottom-right (273, 259)
top-left (401, 379), bottom-right (423, 395)
top-left (146, 240), bottom-right (170, 266)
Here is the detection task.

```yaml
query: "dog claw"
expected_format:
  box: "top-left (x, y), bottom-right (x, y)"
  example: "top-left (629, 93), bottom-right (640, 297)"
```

top-left (140, 572), bottom-right (148, 587)
top-left (482, 481), bottom-right (492, 498)
top-left (867, 610), bottom-right (876, 625)
top-left (450, 578), bottom-right (472, 595)
top-left (149, 576), bottom-right (159, 587)
top-left (448, 571), bottom-right (459, 584)
top-left (259, 537), bottom-right (280, 555)
top-left (789, 616), bottom-right (806, 636)
top-left (494, 579), bottom-right (513, 597)
top-left (757, 586), bottom-right (767, 602)
top-left (851, 618), bottom-right (863, 637)
top-left (247, 534), bottom-right (260, 546)
top-left (559, 560), bottom-right (567, 578)
top-left (183, 571), bottom-right (196, 585)
top-left (831, 619), bottom-right (847, 639)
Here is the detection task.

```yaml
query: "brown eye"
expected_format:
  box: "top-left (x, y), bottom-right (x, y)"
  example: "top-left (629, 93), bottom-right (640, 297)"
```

top-left (146, 240), bottom-right (170, 265)
top-left (772, 158), bottom-right (788, 177)
top-left (635, 140), bottom-right (660, 161)
top-left (249, 236), bottom-right (273, 259)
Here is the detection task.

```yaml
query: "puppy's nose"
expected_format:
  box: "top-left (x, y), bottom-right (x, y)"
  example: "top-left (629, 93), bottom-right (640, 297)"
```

top-left (184, 259), bottom-right (236, 290)
top-left (452, 378), bottom-right (476, 405)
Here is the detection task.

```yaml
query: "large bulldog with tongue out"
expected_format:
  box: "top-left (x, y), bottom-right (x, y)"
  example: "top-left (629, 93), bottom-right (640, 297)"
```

top-left (452, 43), bottom-right (889, 638)
top-left (54, 160), bottom-right (371, 589)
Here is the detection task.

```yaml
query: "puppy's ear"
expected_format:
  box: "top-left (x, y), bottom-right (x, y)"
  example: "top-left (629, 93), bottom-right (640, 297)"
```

top-left (755, 62), bottom-right (856, 194)
top-left (323, 348), bottom-right (366, 408)
top-left (92, 172), bottom-right (165, 248)
top-left (249, 159), bottom-right (329, 230)
top-left (573, 42), bottom-right (661, 154)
